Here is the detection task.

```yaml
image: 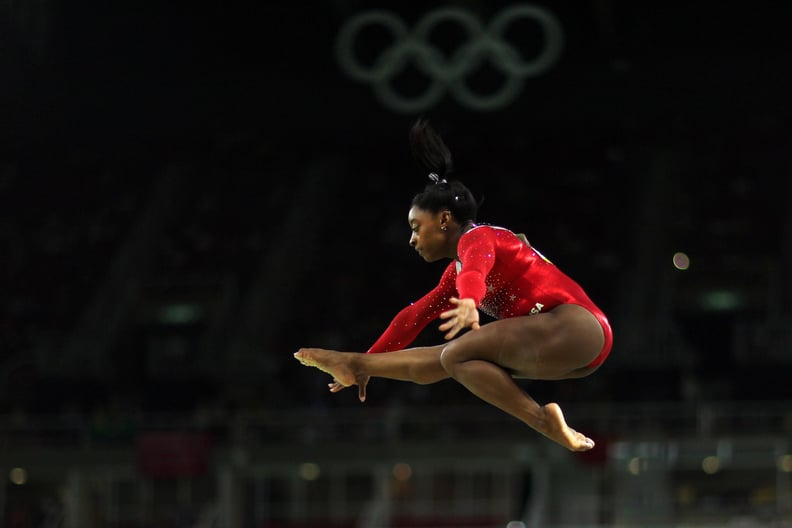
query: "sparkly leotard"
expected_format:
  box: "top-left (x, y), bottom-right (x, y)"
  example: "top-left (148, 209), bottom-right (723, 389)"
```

top-left (367, 225), bottom-right (613, 368)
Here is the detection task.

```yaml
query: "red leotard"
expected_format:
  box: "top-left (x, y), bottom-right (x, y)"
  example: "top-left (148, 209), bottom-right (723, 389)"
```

top-left (367, 225), bottom-right (613, 368)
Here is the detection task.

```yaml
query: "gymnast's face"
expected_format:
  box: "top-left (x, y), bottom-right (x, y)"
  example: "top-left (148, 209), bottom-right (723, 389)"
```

top-left (408, 206), bottom-right (452, 262)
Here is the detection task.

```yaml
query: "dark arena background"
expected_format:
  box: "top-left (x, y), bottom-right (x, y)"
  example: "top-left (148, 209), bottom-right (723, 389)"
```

top-left (1, 1), bottom-right (792, 526)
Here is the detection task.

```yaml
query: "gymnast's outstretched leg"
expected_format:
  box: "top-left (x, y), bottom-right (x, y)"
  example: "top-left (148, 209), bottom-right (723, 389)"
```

top-left (294, 346), bottom-right (449, 398)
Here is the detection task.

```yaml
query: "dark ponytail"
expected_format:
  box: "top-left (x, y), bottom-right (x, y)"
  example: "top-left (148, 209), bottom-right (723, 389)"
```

top-left (409, 118), bottom-right (453, 178)
top-left (409, 119), bottom-right (478, 223)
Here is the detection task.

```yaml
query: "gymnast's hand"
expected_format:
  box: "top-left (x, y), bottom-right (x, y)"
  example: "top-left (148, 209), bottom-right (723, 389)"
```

top-left (438, 297), bottom-right (480, 340)
top-left (329, 375), bottom-right (371, 402)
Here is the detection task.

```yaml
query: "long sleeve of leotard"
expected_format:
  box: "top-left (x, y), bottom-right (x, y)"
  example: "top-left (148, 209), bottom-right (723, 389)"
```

top-left (454, 227), bottom-right (497, 305)
top-left (366, 262), bottom-right (457, 353)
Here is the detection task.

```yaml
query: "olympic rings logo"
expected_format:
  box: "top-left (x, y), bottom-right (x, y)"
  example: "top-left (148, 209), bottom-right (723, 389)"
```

top-left (335, 4), bottom-right (564, 113)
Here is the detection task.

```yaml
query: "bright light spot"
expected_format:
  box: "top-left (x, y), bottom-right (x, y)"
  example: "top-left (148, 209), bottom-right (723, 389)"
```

top-left (778, 454), bottom-right (792, 472)
top-left (506, 522), bottom-right (527, 528)
top-left (627, 457), bottom-right (642, 475)
top-left (9, 467), bottom-right (27, 485)
top-left (298, 462), bottom-right (321, 481)
top-left (392, 463), bottom-right (412, 481)
top-left (672, 252), bottom-right (690, 270)
top-left (702, 456), bottom-right (720, 474)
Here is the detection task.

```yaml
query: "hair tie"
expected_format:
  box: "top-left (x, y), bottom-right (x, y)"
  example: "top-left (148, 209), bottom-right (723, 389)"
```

top-left (428, 172), bottom-right (447, 184)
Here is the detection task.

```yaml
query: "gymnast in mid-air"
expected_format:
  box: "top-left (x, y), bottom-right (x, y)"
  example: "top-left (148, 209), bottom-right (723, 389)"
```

top-left (295, 118), bottom-right (613, 451)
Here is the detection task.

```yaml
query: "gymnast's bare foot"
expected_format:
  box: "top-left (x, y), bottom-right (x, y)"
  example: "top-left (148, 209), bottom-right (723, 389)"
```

top-left (539, 402), bottom-right (595, 452)
top-left (294, 348), bottom-right (359, 388)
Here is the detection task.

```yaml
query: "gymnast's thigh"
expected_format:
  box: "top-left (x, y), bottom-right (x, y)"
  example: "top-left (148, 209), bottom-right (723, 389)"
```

top-left (442, 305), bottom-right (604, 379)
